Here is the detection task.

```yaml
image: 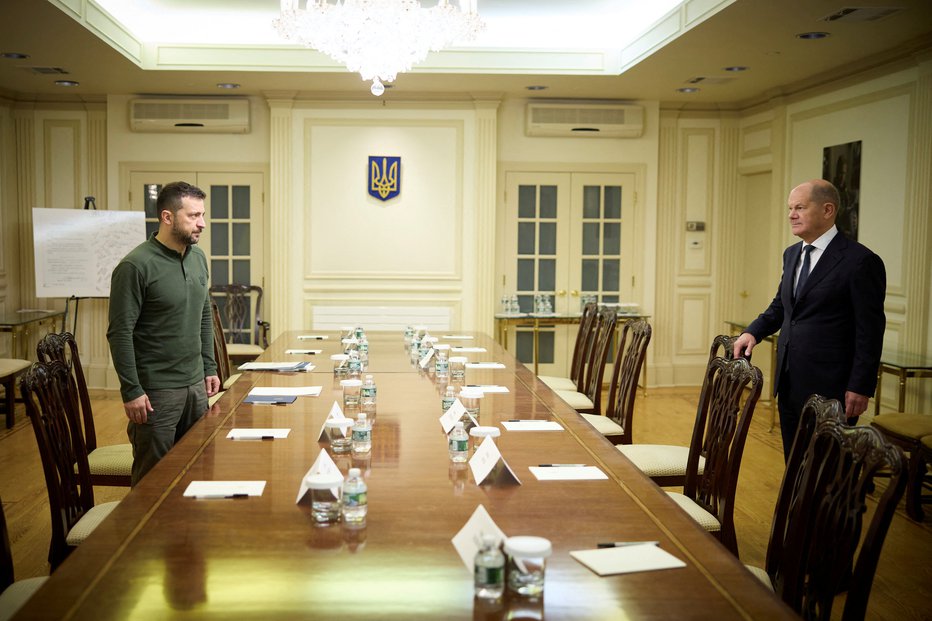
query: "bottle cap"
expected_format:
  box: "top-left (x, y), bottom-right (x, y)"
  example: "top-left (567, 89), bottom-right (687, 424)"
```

top-left (340, 379), bottom-right (363, 387)
top-left (481, 534), bottom-right (499, 548)
top-left (449, 356), bottom-right (468, 363)
top-left (454, 421), bottom-right (464, 429)
top-left (357, 413), bottom-right (367, 421)
top-left (469, 426), bottom-right (500, 438)
top-left (504, 536), bottom-right (552, 559)
top-left (304, 472), bottom-right (344, 489)
top-left (331, 354), bottom-right (349, 361)
top-left (348, 467), bottom-right (361, 478)
top-left (324, 418), bottom-right (353, 428)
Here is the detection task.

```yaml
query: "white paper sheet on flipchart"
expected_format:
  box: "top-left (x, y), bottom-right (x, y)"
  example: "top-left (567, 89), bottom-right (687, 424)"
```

top-left (442, 335), bottom-right (474, 340)
top-left (295, 451), bottom-right (342, 504)
top-left (501, 420), bottom-right (563, 431)
top-left (451, 504), bottom-right (508, 574)
top-left (297, 335), bottom-right (329, 340)
top-left (569, 544), bottom-right (687, 576)
top-left (466, 362), bottom-right (506, 369)
top-left (452, 347), bottom-right (487, 353)
top-left (183, 481), bottom-right (266, 498)
top-left (285, 349), bottom-right (323, 355)
top-left (227, 428), bottom-right (291, 440)
top-left (529, 466), bottom-right (608, 481)
top-left (238, 361), bottom-right (315, 372)
top-left (248, 386), bottom-right (322, 397)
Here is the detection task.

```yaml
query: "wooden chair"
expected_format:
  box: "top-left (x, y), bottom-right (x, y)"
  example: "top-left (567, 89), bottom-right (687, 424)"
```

top-left (746, 395), bottom-right (906, 620)
top-left (19, 361), bottom-right (118, 570)
top-left (0, 497), bottom-right (48, 620)
top-left (580, 318), bottom-right (652, 444)
top-left (553, 308), bottom-right (618, 415)
top-left (539, 302), bottom-right (598, 392)
top-left (664, 356), bottom-right (763, 556)
top-left (208, 301), bottom-right (239, 407)
top-left (36, 333), bottom-right (132, 487)
top-left (618, 335), bottom-right (739, 486)
top-left (209, 284), bottom-right (270, 364)
top-left (870, 412), bottom-right (932, 521)
top-left (0, 359), bottom-right (31, 429)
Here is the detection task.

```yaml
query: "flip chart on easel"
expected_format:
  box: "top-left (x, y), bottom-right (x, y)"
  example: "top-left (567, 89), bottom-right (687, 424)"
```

top-left (32, 208), bottom-right (145, 298)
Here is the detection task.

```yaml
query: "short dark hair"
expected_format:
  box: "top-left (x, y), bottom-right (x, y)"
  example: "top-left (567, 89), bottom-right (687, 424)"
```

top-left (157, 181), bottom-right (206, 217)
top-left (812, 180), bottom-right (841, 209)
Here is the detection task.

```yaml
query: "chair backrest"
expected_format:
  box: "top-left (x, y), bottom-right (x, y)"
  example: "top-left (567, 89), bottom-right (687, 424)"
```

top-left (604, 319), bottom-right (652, 444)
top-left (682, 356), bottom-right (763, 555)
top-left (209, 284), bottom-right (269, 348)
top-left (709, 334), bottom-right (738, 362)
top-left (765, 395), bottom-right (906, 621)
top-left (36, 332), bottom-right (96, 452)
top-left (210, 301), bottom-right (232, 386)
top-left (19, 361), bottom-right (94, 570)
top-left (579, 308), bottom-right (618, 414)
top-left (568, 302), bottom-right (599, 388)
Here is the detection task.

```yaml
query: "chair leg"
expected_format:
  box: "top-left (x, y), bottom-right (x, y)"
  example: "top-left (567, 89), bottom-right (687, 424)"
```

top-left (1, 375), bottom-right (14, 429)
top-left (905, 448), bottom-right (926, 521)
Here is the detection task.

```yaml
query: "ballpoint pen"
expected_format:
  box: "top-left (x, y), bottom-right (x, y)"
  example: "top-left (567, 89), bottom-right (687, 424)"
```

top-left (596, 541), bottom-right (660, 548)
top-left (537, 463), bottom-right (586, 467)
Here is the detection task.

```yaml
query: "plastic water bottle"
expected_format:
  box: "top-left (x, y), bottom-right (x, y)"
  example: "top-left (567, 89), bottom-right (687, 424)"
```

top-left (404, 325), bottom-right (414, 349)
top-left (474, 534), bottom-right (505, 600)
top-left (361, 374), bottom-right (377, 414)
top-left (358, 335), bottom-right (369, 368)
top-left (342, 467), bottom-right (368, 523)
top-left (352, 413), bottom-right (371, 454)
top-left (435, 348), bottom-right (449, 380)
top-left (441, 385), bottom-right (456, 414)
top-left (448, 421), bottom-right (469, 463)
top-left (347, 349), bottom-right (362, 378)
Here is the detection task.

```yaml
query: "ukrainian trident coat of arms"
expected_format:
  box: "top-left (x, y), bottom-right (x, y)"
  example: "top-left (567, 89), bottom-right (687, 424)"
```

top-left (368, 156), bottom-right (401, 202)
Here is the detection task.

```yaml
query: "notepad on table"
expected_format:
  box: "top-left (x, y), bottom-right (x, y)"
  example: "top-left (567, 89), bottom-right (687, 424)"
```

top-left (239, 361), bottom-right (313, 372)
top-left (243, 394), bottom-right (297, 405)
top-left (570, 544), bottom-right (686, 576)
top-left (502, 420), bottom-right (563, 431)
top-left (466, 362), bottom-right (506, 369)
top-left (529, 466), bottom-right (607, 481)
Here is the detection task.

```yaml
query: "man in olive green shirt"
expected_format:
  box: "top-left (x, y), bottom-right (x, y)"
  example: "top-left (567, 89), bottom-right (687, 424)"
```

top-left (107, 181), bottom-right (220, 485)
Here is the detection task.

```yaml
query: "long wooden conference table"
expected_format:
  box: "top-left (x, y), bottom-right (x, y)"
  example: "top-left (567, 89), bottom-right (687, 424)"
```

top-left (16, 331), bottom-right (793, 620)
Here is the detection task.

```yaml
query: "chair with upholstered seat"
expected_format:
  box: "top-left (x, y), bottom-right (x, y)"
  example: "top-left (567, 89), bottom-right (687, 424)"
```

top-left (553, 308), bottom-right (617, 415)
top-left (37, 333), bottom-right (132, 487)
top-left (579, 319), bottom-right (652, 444)
top-left (208, 301), bottom-right (240, 407)
top-left (0, 497), bottom-right (48, 621)
top-left (663, 356), bottom-right (763, 556)
top-left (209, 284), bottom-right (270, 364)
top-left (746, 395), bottom-right (906, 620)
top-left (0, 358), bottom-right (31, 429)
top-left (19, 361), bottom-right (119, 570)
top-left (870, 412), bottom-right (932, 521)
top-left (618, 334), bottom-right (739, 487)
top-left (539, 302), bottom-right (598, 392)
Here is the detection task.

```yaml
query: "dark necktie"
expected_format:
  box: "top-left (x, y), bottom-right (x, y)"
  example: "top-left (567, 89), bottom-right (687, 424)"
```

top-left (794, 245), bottom-right (814, 300)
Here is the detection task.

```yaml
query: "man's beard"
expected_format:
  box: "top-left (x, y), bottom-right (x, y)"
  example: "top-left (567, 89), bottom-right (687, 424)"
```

top-left (172, 222), bottom-right (199, 246)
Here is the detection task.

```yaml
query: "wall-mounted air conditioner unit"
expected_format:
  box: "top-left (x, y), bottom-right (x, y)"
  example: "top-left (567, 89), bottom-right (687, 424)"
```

top-left (129, 98), bottom-right (250, 133)
top-left (526, 102), bottom-right (644, 138)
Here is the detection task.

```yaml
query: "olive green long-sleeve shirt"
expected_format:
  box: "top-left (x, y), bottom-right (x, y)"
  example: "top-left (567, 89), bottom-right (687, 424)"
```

top-left (107, 233), bottom-right (216, 402)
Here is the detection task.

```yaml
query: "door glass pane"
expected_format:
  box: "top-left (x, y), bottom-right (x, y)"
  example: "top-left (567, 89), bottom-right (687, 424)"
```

top-left (602, 259), bottom-right (619, 292)
top-left (211, 260), bottom-right (229, 286)
top-left (232, 259), bottom-right (250, 285)
top-left (211, 223), bottom-right (229, 255)
top-left (518, 185), bottom-right (536, 218)
top-left (518, 222), bottom-right (536, 254)
top-left (581, 259), bottom-right (599, 291)
top-left (517, 259), bottom-right (535, 291)
top-left (232, 185), bottom-right (250, 219)
top-left (603, 223), bottom-right (620, 255)
top-left (516, 331), bottom-right (534, 363)
top-left (539, 186), bottom-right (557, 218)
top-left (604, 186), bottom-right (621, 218)
top-left (537, 331), bottom-right (554, 364)
top-left (583, 186), bottom-right (600, 218)
top-left (143, 184), bottom-right (161, 219)
top-left (539, 222), bottom-right (556, 255)
top-left (538, 259), bottom-right (555, 291)
top-left (582, 223), bottom-right (600, 255)
top-left (210, 185), bottom-right (229, 219)
top-left (516, 294), bottom-right (533, 313)
top-left (232, 223), bottom-right (250, 256)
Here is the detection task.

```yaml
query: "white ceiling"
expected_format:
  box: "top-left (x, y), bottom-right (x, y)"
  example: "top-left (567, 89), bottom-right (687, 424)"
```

top-left (1, 0), bottom-right (930, 107)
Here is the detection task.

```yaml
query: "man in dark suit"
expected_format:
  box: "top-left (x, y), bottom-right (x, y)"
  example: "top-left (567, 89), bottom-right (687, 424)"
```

top-left (733, 179), bottom-right (886, 460)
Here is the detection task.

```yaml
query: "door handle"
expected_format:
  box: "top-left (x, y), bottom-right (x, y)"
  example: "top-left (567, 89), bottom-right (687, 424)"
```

top-left (570, 290), bottom-right (579, 297)
top-left (556, 290), bottom-right (566, 296)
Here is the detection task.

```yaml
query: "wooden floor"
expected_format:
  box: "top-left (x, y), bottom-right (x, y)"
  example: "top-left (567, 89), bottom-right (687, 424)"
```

top-left (1, 386), bottom-right (930, 620)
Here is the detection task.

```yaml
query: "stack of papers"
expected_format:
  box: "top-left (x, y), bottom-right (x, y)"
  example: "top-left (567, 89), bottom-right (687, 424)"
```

top-left (529, 465), bottom-right (607, 481)
top-left (239, 361), bottom-right (313, 372)
top-left (570, 544), bottom-right (686, 576)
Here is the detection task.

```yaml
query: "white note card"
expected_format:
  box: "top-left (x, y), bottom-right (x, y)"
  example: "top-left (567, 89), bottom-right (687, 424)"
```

top-left (285, 348), bottom-right (323, 355)
top-left (451, 505), bottom-right (508, 574)
top-left (443, 335), bottom-right (474, 340)
top-left (467, 385), bottom-right (509, 394)
top-left (501, 421), bottom-right (563, 431)
top-left (529, 466), bottom-right (607, 481)
top-left (297, 334), bottom-right (329, 340)
top-left (183, 481), bottom-right (266, 499)
top-left (469, 436), bottom-right (521, 486)
top-left (466, 362), bottom-right (506, 369)
top-left (570, 544), bottom-right (686, 576)
top-left (227, 428), bottom-right (291, 440)
top-left (452, 347), bottom-right (487, 353)
top-left (249, 386), bottom-right (322, 397)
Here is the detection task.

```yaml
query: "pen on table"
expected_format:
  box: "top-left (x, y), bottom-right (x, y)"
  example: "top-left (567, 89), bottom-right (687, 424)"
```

top-left (597, 541), bottom-right (660, 548)
top-left (508, 419), bottom-right (542, 423)
top-left (196, 494), bottom-right (249, 499)
top-left (538, 463), bottom-right (586, 467)
top-left (261, 435), bottom-right (275, 440)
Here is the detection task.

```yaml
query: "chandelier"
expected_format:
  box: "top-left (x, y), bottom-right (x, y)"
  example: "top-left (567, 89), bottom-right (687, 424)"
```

top-left (274, 0), bottom-right (485, 96)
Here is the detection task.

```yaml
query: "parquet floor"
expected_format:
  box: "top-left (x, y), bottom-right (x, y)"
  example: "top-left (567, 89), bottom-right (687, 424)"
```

top-left (1, 387), bottom-right (930, 619)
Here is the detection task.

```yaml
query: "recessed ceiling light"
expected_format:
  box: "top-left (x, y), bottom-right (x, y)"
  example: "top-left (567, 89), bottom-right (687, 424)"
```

top-left (676, 87), bottom-right (700, 94)
top-left (217, 83), bottom-right (240, 89)
top-left (723, 66), bottom-right (748, 72)
top-left (526, 85), bottom-right (548, 91)
top-left (54, 80), bottom-right (79, 87)
top-left (0, 52), bottom-right (29, 60)
top-left (796, 31), bottom-right (830, 40)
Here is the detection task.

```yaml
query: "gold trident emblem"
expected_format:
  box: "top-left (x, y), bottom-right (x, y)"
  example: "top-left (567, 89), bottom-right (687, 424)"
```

top-left (370, 157), bottom-right (399, 200)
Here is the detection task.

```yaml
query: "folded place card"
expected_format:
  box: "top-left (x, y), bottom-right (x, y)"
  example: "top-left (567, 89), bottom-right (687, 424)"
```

top-left (419, 348), bottom-right (435, 369)
top-left (452, 347), bottom-right (487, 353)
top-left (318, 401), bottom-right (349, 442)
top-left (439, 399), bottom-right (467, 435)
top-left (569, 544), bottom-right (686, 576)
top-left (466, 362), bottom-right (506, 369)
top-left (501, 420), bottom-right (564, 431)
top-left (249, 386), bottom-right (322, 397)
top-left (285, 348), bottom-right (323, 355)
top-left (243, 394), bottom-right (297, 405)
top-left (184, 480), bottom-right (266, 499)
top-left (529, 466), bottom-right (607, 481)
top-left (469, 436), bottom-right (521, 486)
top-left (451, 504), bottom-right (508, 574)
top-left (297, 334), bottom-right (329, 340)
top-left (296, 450), bottom-right (342, 504)
top-left (227, 428), bottom-right (291, 440)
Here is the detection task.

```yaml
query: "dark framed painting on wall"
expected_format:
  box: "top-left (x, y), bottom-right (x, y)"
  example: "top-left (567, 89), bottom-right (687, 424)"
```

top-left (822, 140), bottom-right (861, 241)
